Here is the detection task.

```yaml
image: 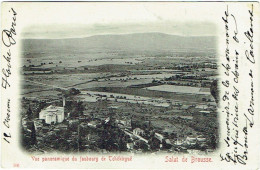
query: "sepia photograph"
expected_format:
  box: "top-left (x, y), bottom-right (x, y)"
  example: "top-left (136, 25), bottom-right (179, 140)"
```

top-left (20, 11), bottom-right (219, 154)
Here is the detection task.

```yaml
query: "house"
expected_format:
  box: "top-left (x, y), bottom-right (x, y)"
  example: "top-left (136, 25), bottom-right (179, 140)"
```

top-left (116, 119), bottom-right (132, 129)
top-left (175, 139), bottom-right (185, 146)
top-left (39, 105), bottom-right (64, 124)
top-left (178, 116), bottom-right (193, 120)
top-left (87, 120), bottom-right (101, 128)
top-left (197, 135), bottom-right (207, 143)
top-left (57, 124), bottom-right (68, 130)
top-left (22, 118), bottom-right (27, 129)
top-left (33, 119), bottom-right (44, 131)
top-left (181, 105), bottom-right (190, 110)
top-left (195, 105), bottom-right (208, 110)
top-left (127, 143), bottom-right (134, 150)
top-left (165, 139), bottom-right (172, 145)
top-left (42, 127), bottom-right (49, 133)
top-left (133, 128), bottom-right (145, 136)
top-left (155, 133), bottom-right (164, 143)
top-left (69, 119), bottom-right (79, 125)
top-left (186, 136), bottom-right (197, 145)
top-left (199, 110), bottom-right (211, 116)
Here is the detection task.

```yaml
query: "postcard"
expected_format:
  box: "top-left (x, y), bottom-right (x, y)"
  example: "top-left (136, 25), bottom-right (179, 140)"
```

top-left (1, 2), bottom-right (259, 169)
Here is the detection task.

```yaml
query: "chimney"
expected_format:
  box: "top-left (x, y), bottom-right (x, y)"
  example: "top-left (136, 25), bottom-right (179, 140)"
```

top-left (62, 96), bottom-right (66, 107)
top-left (62, 96), bottom-right (66, 119)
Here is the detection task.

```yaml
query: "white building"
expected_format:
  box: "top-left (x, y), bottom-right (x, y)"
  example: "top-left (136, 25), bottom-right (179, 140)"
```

top-left (34, 119), bottom-right (44, 131)
top-left (186, 135), bottom-right (197, 145)
top-left (39, 105), bottom-right (64, 124)
top-left (195, 104), bottom-right (208, 109)
top-left (155, 133), bottom-right (164, 142)
top-left (133, 128), bottom-right (145, 136)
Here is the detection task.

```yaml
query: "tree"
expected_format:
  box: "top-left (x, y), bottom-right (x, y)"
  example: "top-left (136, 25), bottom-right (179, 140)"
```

top-left (69, 88), bottom-right (81, 95)
top-left (208, 134), bottom-right (217, 149)
top-left (30, 123), bottom-right (37, 145)
top-left (210, 80), bottom-right (219, 104)
top-left (27, 106), bottom-right (33, 120)
top-left (118, 137), bottom-right (127, 151)
top-left (70, 101), bottom-right (85, 118)
top-left (63, 88), bottom-right (81, 97)
top-left (149, 137), bottom-right (160, 151)
top-left (21, 126), bottom-right (30, 149)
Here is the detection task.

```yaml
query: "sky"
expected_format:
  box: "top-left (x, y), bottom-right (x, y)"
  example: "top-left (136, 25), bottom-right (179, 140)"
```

top-left (22, 22), bottom-right (217, 39)
top-left (18, 2), bottom-right (218, 39)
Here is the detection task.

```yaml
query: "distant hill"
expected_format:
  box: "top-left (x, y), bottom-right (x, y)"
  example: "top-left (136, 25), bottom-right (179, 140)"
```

top-left (22, 32), bottom-right (216, 54)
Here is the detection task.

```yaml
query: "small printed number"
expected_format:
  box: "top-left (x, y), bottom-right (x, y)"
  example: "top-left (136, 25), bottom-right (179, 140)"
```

top-left (13, 163), bottom-right (19, 167)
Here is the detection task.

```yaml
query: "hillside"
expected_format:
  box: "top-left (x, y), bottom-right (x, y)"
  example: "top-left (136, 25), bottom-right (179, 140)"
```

top-left (22, 32), bottom-right (217, 54)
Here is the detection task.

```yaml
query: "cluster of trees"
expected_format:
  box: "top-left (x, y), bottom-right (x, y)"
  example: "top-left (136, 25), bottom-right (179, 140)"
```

top-left (98, 124), bottom-right (128, 152)
top-left (63, 88), bottom-right (81, 97)
top-left (190, 115), bottom-right (218, 149)
top-left (25, 101), bottom-right (48, 120)
top-left (97, 111), bottom-right (128, 152)
top-left (39, 129), bottom-right (79, 152)
top-left (65, 101), bottom-right (85, 118)
top-left (21, 122), bottom-right (37, 150)
top-left (210, 80), bottom-right (219, 104)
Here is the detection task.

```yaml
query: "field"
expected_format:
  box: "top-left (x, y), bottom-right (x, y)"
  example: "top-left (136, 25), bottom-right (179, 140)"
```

top-left (145, 85), bottom-right (210, 95)
top-left (77, 91), bottom-right (170, 107)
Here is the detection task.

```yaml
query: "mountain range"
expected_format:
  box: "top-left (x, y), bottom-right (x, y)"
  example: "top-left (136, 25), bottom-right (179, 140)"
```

top-left (22, 32), bottom-right (217, 54)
